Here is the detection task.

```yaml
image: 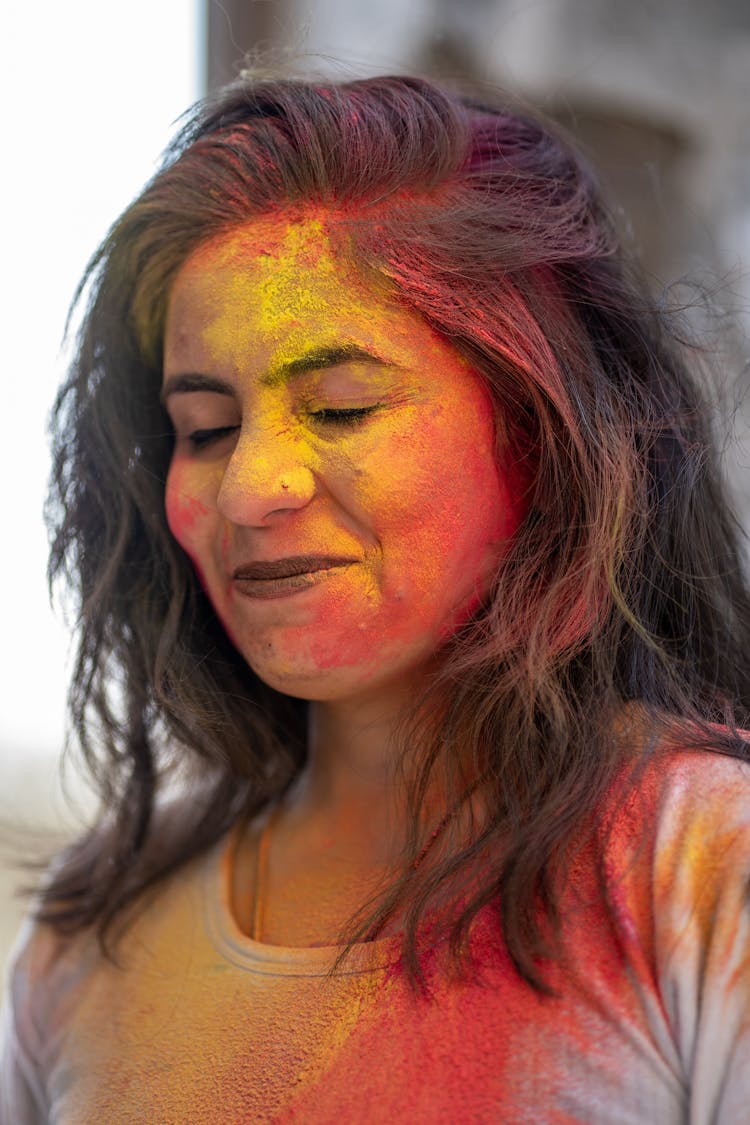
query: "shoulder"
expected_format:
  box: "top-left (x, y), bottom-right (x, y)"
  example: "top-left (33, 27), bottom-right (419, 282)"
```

top-left (562, 720), bottom-right (750, 1115)
top-left (2, 789), bottom-right (225, 1046)
top-left (0, 908), bottom-right (94, 1121)
top-left (612, 723), bottom-right (750, 1110)
top-left (586, 715), bottom-right (750, 971)
top-left (603, 716), bottom-right (750, 858)
top-left (557, 709), bottom-right (750, 956)
top-left (639, 735), bottom-right (750, 920)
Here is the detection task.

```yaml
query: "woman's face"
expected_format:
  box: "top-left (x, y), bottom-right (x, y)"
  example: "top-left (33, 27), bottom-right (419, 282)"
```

top-left (162, 213), bottom-right (526, 703)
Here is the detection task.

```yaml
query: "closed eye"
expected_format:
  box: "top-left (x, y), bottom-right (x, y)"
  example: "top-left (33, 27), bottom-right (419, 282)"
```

top-left (187, 425), bottom-right (240, 449)
top-left (308, 406), bottom-right (380, 426)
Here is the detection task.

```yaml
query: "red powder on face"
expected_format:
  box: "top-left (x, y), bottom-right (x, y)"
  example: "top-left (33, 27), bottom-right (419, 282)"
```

top-left (161, 213), bottom-right (526, 702)
top-left (166, 489), bottom-right (210, 537)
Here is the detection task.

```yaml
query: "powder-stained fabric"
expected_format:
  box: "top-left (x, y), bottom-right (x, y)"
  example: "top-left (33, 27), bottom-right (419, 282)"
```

top-left (2, 747), bottom-right (750, 1124)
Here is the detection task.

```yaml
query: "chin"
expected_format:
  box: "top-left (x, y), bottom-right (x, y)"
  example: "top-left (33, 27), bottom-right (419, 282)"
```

top-left (249, 663), bottom-right (377, 703)
top-left (247, 650), bottom-right (429, 706)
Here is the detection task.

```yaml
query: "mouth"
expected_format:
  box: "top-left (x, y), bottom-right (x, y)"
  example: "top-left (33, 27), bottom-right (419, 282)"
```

top-left (231, 555), bottom-right (358, 600)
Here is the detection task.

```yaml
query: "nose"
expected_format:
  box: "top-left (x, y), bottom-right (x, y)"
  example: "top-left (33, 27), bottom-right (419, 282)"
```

top-left (216, 427), bottom-right (316, 526)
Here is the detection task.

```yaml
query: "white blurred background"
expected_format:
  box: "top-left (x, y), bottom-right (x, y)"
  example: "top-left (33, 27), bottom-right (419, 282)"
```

top-left (2, 0), bottom-right (749, 994)
top-left (0, 0), bottom-right (202, 990)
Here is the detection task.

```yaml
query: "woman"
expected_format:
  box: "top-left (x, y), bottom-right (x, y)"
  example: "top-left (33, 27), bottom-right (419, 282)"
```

top-left (2, 72), bottom-right (750, 1122)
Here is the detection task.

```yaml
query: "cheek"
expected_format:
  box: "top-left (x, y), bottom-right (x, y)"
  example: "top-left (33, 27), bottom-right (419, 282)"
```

top-left (430, 410), bottom-right (505, 541)
top-left (164, 462), bottom-right (230, 618)
top-left (164, 461), bottom-right (212, 556)
top-left (456, 393), bottom-right (531, 546)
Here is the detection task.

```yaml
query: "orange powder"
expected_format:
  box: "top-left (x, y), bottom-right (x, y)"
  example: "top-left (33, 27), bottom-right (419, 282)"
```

top-left (162, 212), bottom-right (525, 699)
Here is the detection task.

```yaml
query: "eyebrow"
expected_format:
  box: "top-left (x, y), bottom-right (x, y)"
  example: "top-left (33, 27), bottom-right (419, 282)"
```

top-left (161, 343), bottom-right (395, 402)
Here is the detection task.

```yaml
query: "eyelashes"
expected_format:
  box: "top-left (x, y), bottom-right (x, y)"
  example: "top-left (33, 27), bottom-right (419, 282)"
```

top-left (187, 425), bottom-right (239, 450)
top-left (184, 406), bottom-right (381, 450)
top-left (307, 406), bottom-right (380, 426)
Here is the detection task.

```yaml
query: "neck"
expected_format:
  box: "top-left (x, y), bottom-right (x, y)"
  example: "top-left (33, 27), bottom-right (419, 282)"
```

top-left (275, 693), bottom-right (403, 863)
top-left (306, 694), bottom-right (402, 799)
top-left (277, 685), bottom-right (468, 868)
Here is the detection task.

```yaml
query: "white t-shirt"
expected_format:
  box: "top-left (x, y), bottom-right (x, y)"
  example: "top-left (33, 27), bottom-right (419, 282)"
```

top-left (2, 747), bottom-right (750, 1123)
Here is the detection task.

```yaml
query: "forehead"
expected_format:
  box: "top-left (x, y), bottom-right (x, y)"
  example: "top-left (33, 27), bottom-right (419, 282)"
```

top-left (164, 212), bottom-right (407, 368)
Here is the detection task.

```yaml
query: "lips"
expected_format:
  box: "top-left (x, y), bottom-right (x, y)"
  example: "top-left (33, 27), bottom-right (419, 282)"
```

top-left (230, 555), bottom-right (359, 600)
top-left (232, 555), bottom-right (358, 581)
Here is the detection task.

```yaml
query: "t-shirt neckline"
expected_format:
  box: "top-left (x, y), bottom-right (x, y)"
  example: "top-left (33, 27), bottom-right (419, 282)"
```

top-left (203, 816), bottom-right (403, 977)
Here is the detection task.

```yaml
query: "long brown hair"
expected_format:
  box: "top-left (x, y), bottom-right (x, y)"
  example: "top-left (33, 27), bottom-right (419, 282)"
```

top-left (26, 73), bottom-right (750, 996)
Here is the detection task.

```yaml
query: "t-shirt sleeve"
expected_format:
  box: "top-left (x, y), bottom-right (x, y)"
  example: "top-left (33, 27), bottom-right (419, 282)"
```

top-left (648, 752), bottom-right (750, 1121)
top-left (0, 918), bottom-right (50, 1125)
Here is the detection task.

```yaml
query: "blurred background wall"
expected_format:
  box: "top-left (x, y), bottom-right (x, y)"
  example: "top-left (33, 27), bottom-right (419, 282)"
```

top-left (2, 0), bottom-right (749, 993)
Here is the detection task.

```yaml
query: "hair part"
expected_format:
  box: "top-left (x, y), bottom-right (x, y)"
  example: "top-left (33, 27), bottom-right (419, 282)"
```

top-left (22, 72), bottom-right (750, 997)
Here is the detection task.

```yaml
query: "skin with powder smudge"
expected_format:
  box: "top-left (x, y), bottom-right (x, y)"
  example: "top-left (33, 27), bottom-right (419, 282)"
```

top-left (162, 213), bottom-right (527, 706)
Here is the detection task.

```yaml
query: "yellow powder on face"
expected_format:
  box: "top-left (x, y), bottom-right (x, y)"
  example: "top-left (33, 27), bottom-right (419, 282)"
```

top-left (163, 209), bottom-right (519, 697)
top-left (197, 215), bottom-right (398, 375)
